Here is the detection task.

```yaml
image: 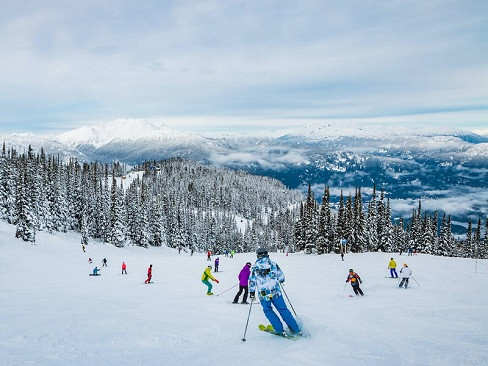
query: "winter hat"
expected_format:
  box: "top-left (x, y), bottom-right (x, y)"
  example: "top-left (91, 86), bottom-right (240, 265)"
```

top-left (246, 262), bottom-right (252, 267)
top-left (256, 247), bottom-right (269, 258)
top-left (208, 265), bottom-right (212, 269)
top-left (403, 263), bottom-right (408, 267)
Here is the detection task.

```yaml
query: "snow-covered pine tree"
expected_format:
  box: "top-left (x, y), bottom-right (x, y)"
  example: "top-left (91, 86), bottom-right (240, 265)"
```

top-left (474, 217), bottom-right (482, 259)
top-left (0, 145), bottom-right (16, 223)
top-left (343, 194), bottom-right (354, 251)
top-left (303, 184), bottom-right (318, 254)
top-left (481, 217), bottom-right (488, 259)
top-left (316, 186), bottom-right (330, 254)
top-left (464, 220), bottom-right (473, 258)
top-left (366, 186), bottom-right (378, 251)
top-left (352, 187), bottom-right (366, 253)
top-left (109, 176), bottom-right (126, 247)
top-left (15, 154), bottom-right (35, 243)
top-left (334, 190), bottom-right (346, 253)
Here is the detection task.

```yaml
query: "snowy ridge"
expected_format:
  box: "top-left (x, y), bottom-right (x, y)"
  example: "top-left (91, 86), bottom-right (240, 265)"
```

top-left (276, 122), bottom-right (480, 140)
top-left (56, 119), bottom-right (204, 148)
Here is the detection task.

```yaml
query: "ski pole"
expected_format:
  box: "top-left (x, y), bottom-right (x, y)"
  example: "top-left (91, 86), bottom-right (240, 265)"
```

top-left (342, 282), bottom-right (347, 296)
top-left (216, 284), bottom-right (238, 297)
top-left (411, 276), bottom-right (420, 286)
top-left (241, 298), bottom-right (254, 342)
top-left (279, 283), bottom-right (298, 317)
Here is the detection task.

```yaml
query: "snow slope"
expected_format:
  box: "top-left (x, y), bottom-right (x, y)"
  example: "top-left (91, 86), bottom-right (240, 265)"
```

top-left (1, 222), bottom-right (487, 366)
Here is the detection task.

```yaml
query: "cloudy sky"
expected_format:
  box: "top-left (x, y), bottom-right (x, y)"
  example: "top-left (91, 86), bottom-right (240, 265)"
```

top-left (0, 0), bottom-right (486, 133)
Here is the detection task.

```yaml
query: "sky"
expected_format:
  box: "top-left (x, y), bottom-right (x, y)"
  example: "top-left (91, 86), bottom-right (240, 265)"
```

top-left (0, 0), bottom-right (487, 134)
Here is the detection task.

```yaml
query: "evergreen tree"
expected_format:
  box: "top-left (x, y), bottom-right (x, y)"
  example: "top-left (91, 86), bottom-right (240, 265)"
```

top-left (15, 156), bottom-right (36, 243)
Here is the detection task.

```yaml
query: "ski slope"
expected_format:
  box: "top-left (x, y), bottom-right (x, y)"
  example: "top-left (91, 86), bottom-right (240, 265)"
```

top-left (1, 221), bottom-right (487, 366)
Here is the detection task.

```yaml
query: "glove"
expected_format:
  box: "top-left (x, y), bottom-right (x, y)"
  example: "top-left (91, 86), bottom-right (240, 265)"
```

top-left (360, 280), bottom-right (363, 284)
top-left (215, 279), bottom-right (219, 283)
top-left (250, 292), bottom-right (255, 300)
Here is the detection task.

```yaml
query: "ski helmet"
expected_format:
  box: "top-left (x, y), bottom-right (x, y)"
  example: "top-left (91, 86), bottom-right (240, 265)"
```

top-left (246, 262), bottom-right (252, 267)
top-left (256, 247), bottom-right (269, 258)
top-left (208, 265), bottom-right (212, 269)
top-left (349, 269), bottom-right (354, 273)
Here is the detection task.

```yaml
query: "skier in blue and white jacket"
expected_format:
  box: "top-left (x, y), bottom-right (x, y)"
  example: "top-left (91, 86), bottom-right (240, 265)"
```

top-left (249, 248), bottom-right (301, 337)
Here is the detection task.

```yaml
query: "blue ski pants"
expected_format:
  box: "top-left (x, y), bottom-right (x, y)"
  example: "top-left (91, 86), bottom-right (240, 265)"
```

top-left (202, 280), bottom-right (213, 293)
top-left (260, 294), bottom-right (300, 333)
top-left (390, 268), bottom-right (398, 278)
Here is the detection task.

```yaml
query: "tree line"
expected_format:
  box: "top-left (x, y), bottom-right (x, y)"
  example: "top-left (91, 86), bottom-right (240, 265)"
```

top-left (295, 184), bottom-right (488, 258)
top-left (2, 144), bottom-right (486, 259)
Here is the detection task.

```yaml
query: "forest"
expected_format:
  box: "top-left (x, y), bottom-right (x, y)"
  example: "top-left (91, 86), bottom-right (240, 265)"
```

top-left (2, 144), bottom-right (487, 258)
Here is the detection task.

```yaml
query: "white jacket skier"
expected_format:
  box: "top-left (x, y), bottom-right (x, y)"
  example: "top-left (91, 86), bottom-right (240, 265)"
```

top-left (399, 263), bottom-right (412, 288)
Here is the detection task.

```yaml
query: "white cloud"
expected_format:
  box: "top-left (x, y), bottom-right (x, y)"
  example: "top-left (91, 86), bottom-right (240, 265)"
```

top-left (0, 1), bottom-right (486, 132)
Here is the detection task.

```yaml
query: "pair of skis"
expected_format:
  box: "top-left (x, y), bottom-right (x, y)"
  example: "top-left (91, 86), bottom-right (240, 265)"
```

top-left (258, 324), bottom-right (304, 340)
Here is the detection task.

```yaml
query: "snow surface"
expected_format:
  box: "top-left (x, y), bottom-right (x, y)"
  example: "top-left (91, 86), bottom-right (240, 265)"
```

top-left (1, 221), bottom-right (487, 366)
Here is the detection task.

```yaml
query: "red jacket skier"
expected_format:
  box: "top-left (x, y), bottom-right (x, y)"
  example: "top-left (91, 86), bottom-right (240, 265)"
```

top-left (145, 264), bottom-right (153, 284)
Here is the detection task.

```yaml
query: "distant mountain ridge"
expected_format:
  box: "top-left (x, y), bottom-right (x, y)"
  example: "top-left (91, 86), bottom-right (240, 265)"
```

top-left (1, 119), bottom-right (487, 232)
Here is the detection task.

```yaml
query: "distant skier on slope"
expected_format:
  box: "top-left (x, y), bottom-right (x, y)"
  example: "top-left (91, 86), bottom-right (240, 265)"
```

top-left (121, 262), bottom-right (127, 274)
top-left (214, 257), bottom-right (220, 272)
top-left (399, 263), bottom-right (412, 289)
top-left (388, 258), bottom-right (398, 278)
top-left (144, 264), bottom-right (153, 284)
top-left (346, 269), bottom-right (364, 296)
top-left (201, 265), bottom-right (219, 295)
top-left (207, 250), bottom-right (211, 261)
top-left (91, 267), bottom-right (101, 276)
top-left (249, 248), bottom-right (301, 338)
top-left (102, 258), bottom-right (108, 267)
top-left (233, 262), bottom-right (251, 304)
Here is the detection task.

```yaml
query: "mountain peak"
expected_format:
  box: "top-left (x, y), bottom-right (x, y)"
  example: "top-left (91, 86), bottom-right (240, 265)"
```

top-left (55, 119), bottom-right (196, 148)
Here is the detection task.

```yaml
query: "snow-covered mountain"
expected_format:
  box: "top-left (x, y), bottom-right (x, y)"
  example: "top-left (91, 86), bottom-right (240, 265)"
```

top-left (56, 119), bottom-right (205, 148)
top-left (1, 119), bottom-right (487, 229)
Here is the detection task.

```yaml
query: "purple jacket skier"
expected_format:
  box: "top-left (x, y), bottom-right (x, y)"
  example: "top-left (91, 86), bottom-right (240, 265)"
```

top-left (233, 262), bottom-right (251, 304)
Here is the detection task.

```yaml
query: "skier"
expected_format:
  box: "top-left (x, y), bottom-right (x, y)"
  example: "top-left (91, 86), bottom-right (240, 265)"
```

top-left (122, 262), bottom-right (127, 275)
top-left (144, 264), bottom-right (153, 284)
top-left (346, 269), bottom-right (364, 296)
top-left (399, 263), bottom-right (412, 289)
top-left (190, 248), bottom-right (194, 256)
top-left (233, 262), bottom-right (251, 304)
top-left (340, 246), bottom-right (344, 261)
top-left (82, 244), bottom-right (86, 253)
top-left (92, 267), bottom-right (101, 276)
top-left (225, 249), bottom-right (229, 257)
top-left (230, 250), bottom-right (235, 258)
top-left (88, 258), bottom-right (93, 264)
top-left (178, 246), bottom-right (182, 254)
top-left (207, 250), bottom-right (211, 261)
top-left (102, 258), bottom-right (107, 267)
top-left (388, 258), bottom-right (398, 278)
top-left (214, 257), bottom-right (220, 272)
top-left (249, 248), bottom-right (301, 337)
top-left (201, 265), bottom-right (219, 295)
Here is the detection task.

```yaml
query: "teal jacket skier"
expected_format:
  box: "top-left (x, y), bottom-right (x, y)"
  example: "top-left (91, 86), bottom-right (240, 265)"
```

top-left (249, 248), bottom-right (300, 337)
